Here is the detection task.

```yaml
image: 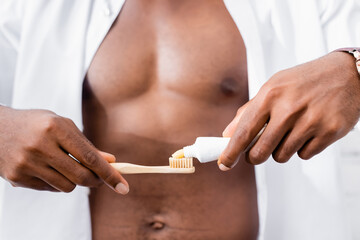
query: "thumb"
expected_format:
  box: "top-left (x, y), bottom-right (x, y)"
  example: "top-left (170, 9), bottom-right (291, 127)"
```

top-left (98, 150), bottom-right (116, 163)
top-left (223, 101), bottom-right (250, 137)
top-left (97, 150), bottom-right (130, 194)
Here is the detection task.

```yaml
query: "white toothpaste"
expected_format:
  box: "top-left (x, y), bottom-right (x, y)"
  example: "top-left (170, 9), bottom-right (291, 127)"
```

top-left (183, 137), bottom-right (230, 163)
top-left (182, 124), bottom-right (267, 163)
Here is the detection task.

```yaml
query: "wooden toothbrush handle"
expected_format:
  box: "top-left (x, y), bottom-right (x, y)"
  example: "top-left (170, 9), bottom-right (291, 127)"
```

top-left (110, 163), bottom-right (195, 174)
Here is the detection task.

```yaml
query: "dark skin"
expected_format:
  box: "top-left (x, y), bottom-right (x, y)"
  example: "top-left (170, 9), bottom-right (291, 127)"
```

top-left (0, 107), bottom-right (128, 193)
top-left (219, 52), bottom-right (360, 169)
top-left (84, 0), bottom-right (257, 239)
top-left (0, 0), bottom-right (359, 240)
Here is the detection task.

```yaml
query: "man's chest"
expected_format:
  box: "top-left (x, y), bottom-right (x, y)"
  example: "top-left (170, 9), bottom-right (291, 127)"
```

top-left (86, 0), bottom-right (248, 105)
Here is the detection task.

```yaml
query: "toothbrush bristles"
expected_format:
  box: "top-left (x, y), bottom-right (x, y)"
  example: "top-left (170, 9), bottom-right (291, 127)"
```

top-left (169, 157), bottom-right (193, 168)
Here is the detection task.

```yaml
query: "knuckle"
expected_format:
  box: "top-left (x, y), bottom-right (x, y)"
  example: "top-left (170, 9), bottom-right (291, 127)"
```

top-left (13, 155), bottom-right (29, 171)
top-left (219, 152), bottom-right (236, 167)
top-left (41, 115), bottom-right (61, 133)
top-left (273, 154), bottom-right (289, 163)
top-left (24, 138), bottom-right (43, 153)
top-left (281, 140), bottom-right (299, 158)
top-left (236, 107), bottom-right (243, 115)
top-left (272, 70), bottom-right (287, 80)
top-left (273, 149), bottom-right (291, 163)
top-left (5, 171), bottom-right (22, 183)
top-left (75, 171), bottom-right (93, 186)
top-left (233, 126), bottom-right (251, 142)
top-left (275, 115), bottom-right (291, 129)
top-left (102, 171), bottom-right (118, 187)
top-left (303, 118), bottom-right (319, 136)
top-left (261, 72), bottom-right (286, 100)
top-left (298, 150), bottom-right (311, 160)
top-left (63, 117), bottom-right (74, 125)
top-left (277, 105), bottom-right (303, 124)
top-left (63, 117), bottom-right (78, 129)
top-left (24, 143), bottom-right (38, 153)
top-left (6, 156), bottom-right (29, 183)
top-left (83, 150), bottom-right (99, 166)
top-left (326, 127), bottom-right (338, 138)
top-left (280, 148), bottom-right (293, 161)
top-left (61, 183), bottom-right (76, 193)
top-left (326, 120), bottom-right (344, 137)
top-left (264, 86), bottom-right (281, 101)
top-left (305, 113), bottom-right (320, 124)
top-left (249, 147), bottom-right (268, 164)
top-left (256, 100), bottom-right (269, 114)
top-left (279, 102), bottom-right (295, 114)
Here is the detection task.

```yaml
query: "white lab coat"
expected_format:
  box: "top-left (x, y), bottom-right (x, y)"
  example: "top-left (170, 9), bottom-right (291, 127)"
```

top-left (0, 0), bottom-right (359, 239)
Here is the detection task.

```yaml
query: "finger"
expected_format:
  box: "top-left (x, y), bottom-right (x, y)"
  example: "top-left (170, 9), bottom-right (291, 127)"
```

top-left (297, 136), bottom-right (332, 160)
top-left (36, 167), bottom-right (76, 193)
top-left (298, 117), bottom-right (349, 160)
top-left (99, 151), bottom-right (116, 163)
top-left (62, 122), bottom-right (117, 165)
top-left (272, 127), bottom-right (314, 163)
top-left (223, 101), bottom-right (251, 137)
top-left (55, 125), bottom-right (129, 194)
top-left (246, 118), bottom-right (292, 165)
top-left (218, 101), bottom-right (269, 170)
top-left (49, 151), bottom-right (103, 188)
top-left (10, 176), bottom-right (60, 192)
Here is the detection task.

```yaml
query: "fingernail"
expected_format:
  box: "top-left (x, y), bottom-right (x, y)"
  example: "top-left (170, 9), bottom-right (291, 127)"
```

top-left (115, 183), bottom-right (129, 195)
top-left (219, 163), bottom-right (231, 171)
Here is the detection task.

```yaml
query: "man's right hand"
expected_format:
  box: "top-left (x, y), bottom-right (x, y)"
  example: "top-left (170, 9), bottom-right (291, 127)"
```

top-left (0, 107), bottom-right (129, 194)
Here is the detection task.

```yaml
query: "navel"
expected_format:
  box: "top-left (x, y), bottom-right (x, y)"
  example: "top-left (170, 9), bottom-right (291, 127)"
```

top-left (146, 214), bottom-right (167, 231)
top-left (149, 221), bottom-right (166, 230)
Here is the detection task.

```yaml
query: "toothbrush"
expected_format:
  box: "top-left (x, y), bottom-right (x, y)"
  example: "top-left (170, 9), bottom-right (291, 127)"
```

top-left (110, 157), bottom-right (195, 174)
top-left (111, 125), bottom-right (266, 174)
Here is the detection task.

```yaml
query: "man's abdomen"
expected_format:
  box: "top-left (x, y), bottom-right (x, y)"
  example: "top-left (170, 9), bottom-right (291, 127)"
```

top-left (83, 0), bottom-right (258, 239)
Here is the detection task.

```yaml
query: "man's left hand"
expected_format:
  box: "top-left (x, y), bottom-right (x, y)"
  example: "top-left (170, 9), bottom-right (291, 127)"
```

top-left (218, 51), bottom-right (360, 169)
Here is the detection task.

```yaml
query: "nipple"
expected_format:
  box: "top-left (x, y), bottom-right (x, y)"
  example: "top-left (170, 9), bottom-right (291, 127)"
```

top-left (220, 77), bottom-right (239, 96)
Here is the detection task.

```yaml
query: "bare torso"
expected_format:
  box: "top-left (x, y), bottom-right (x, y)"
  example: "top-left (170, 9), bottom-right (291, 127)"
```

top-left (82, 0), bottom-right (258, 239)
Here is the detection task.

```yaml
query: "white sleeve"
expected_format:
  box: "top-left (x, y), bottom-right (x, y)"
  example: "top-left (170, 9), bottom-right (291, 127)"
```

top-left (0, 0), bottom-right (24, 106)
top-left (320, 0), bottom-right (360, 51)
